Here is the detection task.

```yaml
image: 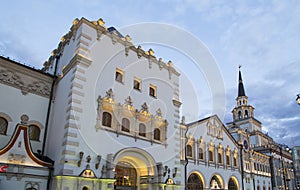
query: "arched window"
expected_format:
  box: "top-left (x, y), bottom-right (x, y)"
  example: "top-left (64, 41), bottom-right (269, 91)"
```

top-left (29, 125), bottom-right (40, 141)
top-left (233, 156), bottom-right (237, 167)
top-left (209, 150), bottom-right (214, 162)
top-left (0, 117), bottom-right (8, 135)
top-left (138, 123), bottom-right (146, 137)
top-left (257, 185), bottom-right (260, 190)
top-left (226, 155), bottom-right (230, 165)
top-left (121, 118), bottom-right (130, 132)
top-left (187, 173), bottom-right (204, 190)
top-left (245, 110), bottom-right (249, 118)
top-left (218, 152), bottom-right (222, 164)
top-left (186, 145), bottom-right (192, 157)
top-left (102, 112), bottom-right (112, 127)
top-left (238, 111), bottom-right (242, 119)
top-left (82, 186), bottom-right (89, 190)
top-left (199, 148), bottom-right (204, 160)
top-left (154, 128), bottom-right (160, 141)
top-left (228, 178), bottom-right (238, 190)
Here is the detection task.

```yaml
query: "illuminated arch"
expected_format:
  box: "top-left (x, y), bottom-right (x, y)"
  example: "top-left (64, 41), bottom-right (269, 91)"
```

top-left (187, 171), bottom-right (206, 190)
top-left (228, 175), bottom-right (239, 190)
top-left (209, 173), bottom-right (224, 189)
top-left (113, 147), bottom-right (157, 176)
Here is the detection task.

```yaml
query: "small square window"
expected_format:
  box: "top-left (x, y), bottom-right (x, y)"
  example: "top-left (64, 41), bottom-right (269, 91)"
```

top-left (149, 84), bottom-right (156, 97)
top-left (115, 68), bottom-right (124, 83)
top-left (133, 77), bottom-right (141, 91)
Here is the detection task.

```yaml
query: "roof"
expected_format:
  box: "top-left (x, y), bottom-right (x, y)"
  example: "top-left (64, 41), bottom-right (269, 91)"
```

top-left (238, 69), bottom-right (246, 97)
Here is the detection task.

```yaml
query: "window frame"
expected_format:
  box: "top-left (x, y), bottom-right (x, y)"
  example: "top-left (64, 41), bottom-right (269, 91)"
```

top-left (138, 123), bottom-right (146, 137)
top-left (133, 77), bottom-right (142, 91)
top-left (29, 125), bottom-right (41, 141)
top-left (102, 112), bottom-right (112, 127)
top-left (121, 118), bottom-right (130, 133)
top-left (0, 116), bottom-right (8, 135)
top-left (153, 128), bottom-right (160, 141)
top-left (149, 84), bottom-right (157, 98)
top-left (115, 68), bottom-right (124, 83)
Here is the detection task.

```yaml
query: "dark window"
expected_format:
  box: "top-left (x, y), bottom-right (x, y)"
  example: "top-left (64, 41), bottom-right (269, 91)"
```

top-left (149, 85), bottom-right (156, 97)
top-left (199, 148), bottom-right (204, 160)
top-left (238, 111), bottom-right (242, 119)
top-left (218, 153), bottom-right (222, 164)
top-left (29, 125), bottom-right (40, 141)
top-left (187, 173), bottom-right (204, 190)
top-left (102, 112), bottom-right (112, 127)
top-left (228, 178), bottom-right (238, 190)
top-left (121, 118), bottom-right (130, 132)
top-left (187, 145), bottom-right (193, 157)
top-left (154, 128), bottom-right (160, 140)
top-left (133, 79), bottom-right (141, 90)
top-left (0, 117), bottom-right (8, 135)
top-left (233, 157), bottom-right (237, 166)
top-left (115, 70), bottom-right (123, 83)
top-left (139, 123), bottom-right (146, 137)
top-left (226, 155), bottom-right (230, 165)
top-left (245, 110), bottom-right (249, 117)
top-left (209, 150), bottom-right (214, 162)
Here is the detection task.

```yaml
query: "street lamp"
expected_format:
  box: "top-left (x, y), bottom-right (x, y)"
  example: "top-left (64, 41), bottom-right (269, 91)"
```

top-left (296, 94), bottom-right (300, 105)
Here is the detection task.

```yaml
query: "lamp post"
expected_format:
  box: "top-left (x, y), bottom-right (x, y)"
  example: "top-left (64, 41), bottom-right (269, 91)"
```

top-left (296, 94), bottom-right (300, 105)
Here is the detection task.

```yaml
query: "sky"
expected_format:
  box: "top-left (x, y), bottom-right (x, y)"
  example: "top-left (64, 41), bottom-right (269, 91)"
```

top-left (0, 0), bottom-right (299, 147)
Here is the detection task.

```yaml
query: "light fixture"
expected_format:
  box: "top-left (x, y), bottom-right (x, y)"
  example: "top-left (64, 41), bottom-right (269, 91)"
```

top-left (296, 94), bottom-right (300, 105)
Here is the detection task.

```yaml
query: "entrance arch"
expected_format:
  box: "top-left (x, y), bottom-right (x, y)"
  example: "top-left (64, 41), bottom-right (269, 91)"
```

top-left (210, 174), bottom-right (224, 189)
top-left (187, 172), bottom-right (204, 190)
top-left (113, 148), bottom-right (157, 189)
top-left (228, 176), bottom-right (239, 190)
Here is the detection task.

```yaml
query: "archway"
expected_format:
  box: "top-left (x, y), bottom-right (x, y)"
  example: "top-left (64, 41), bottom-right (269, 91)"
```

top-left (228, 176), bottom-right (239, 190)
top-left (210, 175), bottom-right (224, 189)
top-left (187, 173), bottom-right (204, 190)
top-left (113, 148), bottom-right (157, 189)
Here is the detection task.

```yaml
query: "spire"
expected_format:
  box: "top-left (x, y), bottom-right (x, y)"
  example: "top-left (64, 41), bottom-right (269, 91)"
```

top-left (238, 65), bottom-right (246, 97)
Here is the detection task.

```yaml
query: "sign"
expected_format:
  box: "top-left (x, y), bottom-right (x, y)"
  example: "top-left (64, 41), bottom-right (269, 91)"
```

top-left (0, 165), bottom-right (8, 173)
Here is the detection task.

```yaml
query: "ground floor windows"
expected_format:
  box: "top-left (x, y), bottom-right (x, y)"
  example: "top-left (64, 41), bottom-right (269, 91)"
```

top-left (187, 173), bottom-right (204, 190)
top-left (228, 177), bottom-right (238, 190)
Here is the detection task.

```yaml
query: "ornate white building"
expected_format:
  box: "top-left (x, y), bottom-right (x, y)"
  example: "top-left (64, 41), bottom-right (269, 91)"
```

top-left (0, 17), bottom-right (295, 190)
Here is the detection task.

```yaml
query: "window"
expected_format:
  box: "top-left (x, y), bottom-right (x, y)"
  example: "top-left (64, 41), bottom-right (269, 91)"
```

top-left (29, 125), bottom-right (40, 141)
top-left (102, 112), bottom-right (112, 127)
top-left (0, 117), bottom-right (8, 135)
top-left (133, 77), bottom-right (141, 91)
top-left (209, 150), bottom-right (214, 162)
top-left (149, 84), bottom-right (156, 97)
top-left (226, 155), bottom-right (230, 165)
top-left (199, 148), bottom-right (204, 160)
top-left (121, 118), bottom-right (130, 132)
top-left (233, 157), bottom-right (237, 167)
top-left (218, 153), bottom-right (222, 164)
top-left (154, 128), bottom-right (160, 140)
top-left (238, 111), bottom-right (242, 119)
top-left (187, 145), bottom-right (192, 157)
top-left (245, 110), bottom-right (249, 118)
top-left (115, 68), bottom-right (124, 83)
top-left (139, 123), bottom-right (146, 137)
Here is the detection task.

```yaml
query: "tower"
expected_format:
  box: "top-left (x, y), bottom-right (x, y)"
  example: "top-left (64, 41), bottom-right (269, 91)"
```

top-left (232, 66), bottom-right (255, 123)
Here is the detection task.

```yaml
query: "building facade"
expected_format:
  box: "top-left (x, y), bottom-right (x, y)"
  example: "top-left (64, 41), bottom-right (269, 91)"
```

top-left (0, 17), bottom-right (296, 190)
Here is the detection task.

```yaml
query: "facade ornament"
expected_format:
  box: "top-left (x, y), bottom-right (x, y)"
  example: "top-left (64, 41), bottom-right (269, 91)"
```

top-left (137, 45), bottom-right (143, 59)
top-left (20, 114), bottom-right (29, 124)
top-left (156, 108), bottom-right (162, 117)
top-left (77, 151), bottom-right (84, 167)
top-left (141, 102), bottom-right (149, 112)
top-left (158, 58), bottom-right (164, 70)
top-left (95, 155), bottom-right (102, 169)
top-left (0, 70), bottom-right (24, 88)
top-left (124, 96), bottom-right (133, 106)
top-left (27, 81), bottom-right (51, 96)
top-left (167, 60), bottom-right (173, 79)
top-left (105, 89), bottom-right (114, 99)
top-left (146, 49), bottom-right (155, 69)
top-left (111, 31), bottom-right (118, 45)
top-left (181, 116), bottom-right (185, 125)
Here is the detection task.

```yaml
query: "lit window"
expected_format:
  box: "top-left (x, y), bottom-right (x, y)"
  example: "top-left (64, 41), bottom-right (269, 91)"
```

top-left (139, 123), bottom-right (146, 137)
top-left (149, 84), bottom-right (156, 97)
top-left (154, 128), bottom-right (160, 140)
top-left (29, 125), bottom-right (40, 141)
top-left (0, 117), bottom-right (8, 135)
top-left (115, 68), bottom-right (124, 83)
top-left (102, 112), bottom-right (112, 127)
top-left (133, 77), bottom-right (141, 91)
top-left (187, 145), bottom-right (192, 157)
top-left (121, 118), bottom-right (130, 133)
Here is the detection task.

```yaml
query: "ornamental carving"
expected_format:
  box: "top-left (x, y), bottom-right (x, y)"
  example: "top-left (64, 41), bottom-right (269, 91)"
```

top-left (7, 153), bottom-right (26, 164)
top-left (0, 69), bottom-right (51, 97)
top-left (0, 69), bottom-right (24, 88)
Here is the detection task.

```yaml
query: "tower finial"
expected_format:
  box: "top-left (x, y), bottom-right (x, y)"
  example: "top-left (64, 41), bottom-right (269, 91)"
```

top-left (238, 66), bottom-right (246, 97)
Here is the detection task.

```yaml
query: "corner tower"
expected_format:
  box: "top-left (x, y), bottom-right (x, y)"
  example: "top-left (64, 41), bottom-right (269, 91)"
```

top-left (232, 66), bottom-right (255, 122)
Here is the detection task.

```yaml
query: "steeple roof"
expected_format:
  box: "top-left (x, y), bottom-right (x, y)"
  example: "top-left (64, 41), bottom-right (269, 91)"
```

top-left (238, 66), bottom-right (246, 97)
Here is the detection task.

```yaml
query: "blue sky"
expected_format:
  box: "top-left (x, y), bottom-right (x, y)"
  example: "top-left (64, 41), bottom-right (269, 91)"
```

top-left (1, 0), bottom-right (299, 147)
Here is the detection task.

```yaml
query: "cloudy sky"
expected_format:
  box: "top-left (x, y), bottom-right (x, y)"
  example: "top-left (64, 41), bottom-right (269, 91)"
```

top-left (1, 0), bottom-right (299, 147)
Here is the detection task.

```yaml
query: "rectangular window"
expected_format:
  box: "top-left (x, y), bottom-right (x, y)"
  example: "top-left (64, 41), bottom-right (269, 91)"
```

top-left (133, 77), bottom-right (141, 91)
top-left (149, 84), bottom-right (156, 97)
top-left (115, 68), bottom-right (124, 83)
